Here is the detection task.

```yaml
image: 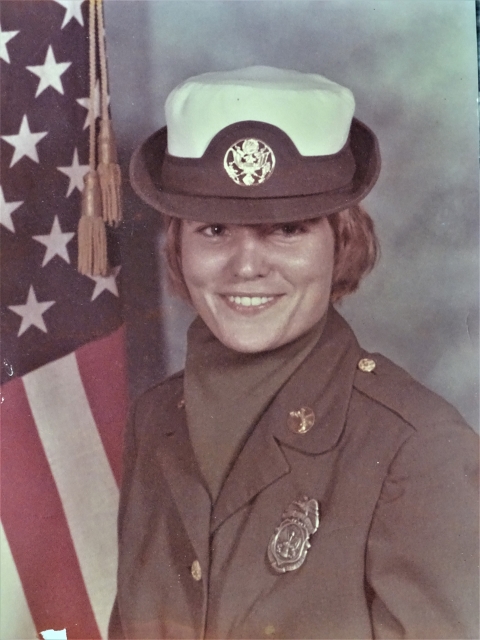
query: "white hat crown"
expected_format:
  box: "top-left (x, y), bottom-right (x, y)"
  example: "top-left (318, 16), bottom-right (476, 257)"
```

top-left (165, 65), bottom-right (355, 158)
top-left (131, 65), bottom-right (380, 223)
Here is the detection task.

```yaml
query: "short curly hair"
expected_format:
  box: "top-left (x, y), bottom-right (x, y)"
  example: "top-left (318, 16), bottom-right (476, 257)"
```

top-left (163, 204), bottom-right (379, 304)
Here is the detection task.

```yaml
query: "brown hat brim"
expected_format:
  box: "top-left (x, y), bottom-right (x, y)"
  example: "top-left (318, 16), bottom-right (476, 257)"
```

top-left (129, 118), bottom-right (380, 224)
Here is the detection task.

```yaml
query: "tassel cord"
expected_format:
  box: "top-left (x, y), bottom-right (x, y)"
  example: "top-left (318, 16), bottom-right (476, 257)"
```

top-left (97, 0), bottom-right (110, 123)
top-left (88, 0), bottom-right (97, 171)
top-left (96, 0), bottom-right (123, 226)
top-left (78, 0), bottom-right (108, 276)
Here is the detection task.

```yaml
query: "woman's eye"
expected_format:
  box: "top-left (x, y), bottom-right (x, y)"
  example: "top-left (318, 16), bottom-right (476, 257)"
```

top-left (200, 224), bottom-right (227, 237)
top-left (272, 223), bottom-right (306, 237)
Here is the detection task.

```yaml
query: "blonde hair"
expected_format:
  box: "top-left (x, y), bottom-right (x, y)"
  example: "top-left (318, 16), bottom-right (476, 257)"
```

top-left (163, 204), bottom-right (379, 304)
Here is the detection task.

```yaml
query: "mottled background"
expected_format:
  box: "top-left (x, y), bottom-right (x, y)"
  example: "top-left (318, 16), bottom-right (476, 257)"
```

top-left (104, 0), bottom-right (479, 428)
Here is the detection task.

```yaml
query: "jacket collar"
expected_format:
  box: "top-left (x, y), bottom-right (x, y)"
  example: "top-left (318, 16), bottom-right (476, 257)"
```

top-left (211, 306), bottom-right (362, 531)
top-left (154, 307), bottom-right (361, 537)
top-left (269, 306), bottom-right (361, 454)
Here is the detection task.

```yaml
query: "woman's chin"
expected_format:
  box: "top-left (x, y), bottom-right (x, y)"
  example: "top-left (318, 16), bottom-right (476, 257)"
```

top-left (212, 323), bottom-right (290, 353)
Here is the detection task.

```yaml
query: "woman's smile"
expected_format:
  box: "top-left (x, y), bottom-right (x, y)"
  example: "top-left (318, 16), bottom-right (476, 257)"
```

top-left (225, 294), bottom-right (276, 307)
top-left (222, 294), bottom-right (282, 313)
top-left (181, 219), bottom-right (335, 352)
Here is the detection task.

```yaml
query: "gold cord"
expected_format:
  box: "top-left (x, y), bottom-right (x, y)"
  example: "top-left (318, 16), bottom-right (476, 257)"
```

top-left (78, 0), bottom-right (108, 276)
top-left (97, 0), bottom-right (110, 123)
top-left (96, 0), bottom-right (123, 226)
top-left (88, 0), bottom-right (97, 170)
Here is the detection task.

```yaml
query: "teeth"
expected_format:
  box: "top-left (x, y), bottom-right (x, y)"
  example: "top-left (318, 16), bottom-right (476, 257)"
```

top-left (228, 296), bottom-right (273, 307)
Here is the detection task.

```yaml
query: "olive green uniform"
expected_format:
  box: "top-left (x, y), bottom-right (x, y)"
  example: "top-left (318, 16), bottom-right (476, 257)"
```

top-left (109, 308), bottom-right (478, 639)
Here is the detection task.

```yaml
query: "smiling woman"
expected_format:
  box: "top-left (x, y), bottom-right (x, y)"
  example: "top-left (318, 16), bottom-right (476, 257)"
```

top-left (109, 66), bottom-right (478, 639)
top-left (180, 218), bottom-right (335, 353)
top-left (165, 205), bottom-right (379, 307)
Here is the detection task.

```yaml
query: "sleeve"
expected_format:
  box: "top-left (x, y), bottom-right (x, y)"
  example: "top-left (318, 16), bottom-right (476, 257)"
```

top-left (108, 404), bottom-right (139, 640)
top-left (366, 419), bottom-right (479, 639)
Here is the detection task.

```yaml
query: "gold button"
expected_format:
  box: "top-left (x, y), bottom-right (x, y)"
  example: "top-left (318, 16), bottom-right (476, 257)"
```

top-left (177, 398), bottom-right (185, 409)
top-left (287, 407), bottom-right (315, 434)
top-left (358, 358), bottom-right (376, 373)
top-left (264, 624), bottom-right (276, 637)
top-left (191, 559), bottom-right (202, 581)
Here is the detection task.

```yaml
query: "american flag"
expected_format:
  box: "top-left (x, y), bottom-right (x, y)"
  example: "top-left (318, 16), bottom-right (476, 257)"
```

top-left (1, 1), bottom-right (128, 638)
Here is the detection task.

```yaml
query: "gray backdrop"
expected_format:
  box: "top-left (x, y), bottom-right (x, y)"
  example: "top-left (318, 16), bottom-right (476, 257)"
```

top-left (104, 0), bottom-right (479, 429)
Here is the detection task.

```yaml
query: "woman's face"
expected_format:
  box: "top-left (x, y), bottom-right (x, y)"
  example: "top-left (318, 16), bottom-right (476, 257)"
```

top-left (181, 218), bottom-right (335, 353)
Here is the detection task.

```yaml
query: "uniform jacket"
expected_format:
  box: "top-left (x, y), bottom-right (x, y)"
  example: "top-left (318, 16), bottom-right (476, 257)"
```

top-left (109, 308), bottom-right (479, 639)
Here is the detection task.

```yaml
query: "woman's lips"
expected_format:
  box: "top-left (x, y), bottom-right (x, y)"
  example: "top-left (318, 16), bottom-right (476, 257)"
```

top-left (228, 295), bottom-right (273, 307)
top-left (221, 294), bottom-right (282, 313)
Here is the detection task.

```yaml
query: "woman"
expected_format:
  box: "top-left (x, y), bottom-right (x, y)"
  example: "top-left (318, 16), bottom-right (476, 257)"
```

top-left (109, 67), bottom-right (478, 639)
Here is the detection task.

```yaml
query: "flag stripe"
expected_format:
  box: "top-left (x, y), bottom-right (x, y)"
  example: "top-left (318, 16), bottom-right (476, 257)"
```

top-left (76, 325), bottom-right (128, 487)
top-left (0, 523), bottom-right (38, 640)
top-left (1, 376), bottom-right (100, 639)
top-left (23, 354), bottom-right (119, 640)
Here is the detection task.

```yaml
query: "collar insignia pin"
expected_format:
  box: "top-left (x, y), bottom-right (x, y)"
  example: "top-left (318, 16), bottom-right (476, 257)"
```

top-left (224, 138), bottom-right (275, 186)
top-left (287, 406), bottom-right (315, 434)
top-left (268, 497), bottom-right (320, 573)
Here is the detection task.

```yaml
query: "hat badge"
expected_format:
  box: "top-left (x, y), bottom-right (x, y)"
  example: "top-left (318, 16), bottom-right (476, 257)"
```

top-left (224, 138), bottom-right (275, 186)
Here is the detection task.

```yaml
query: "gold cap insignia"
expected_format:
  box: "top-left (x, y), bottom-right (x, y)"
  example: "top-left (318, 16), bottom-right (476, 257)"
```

top-left (224, 138), bottom-right (275, 186)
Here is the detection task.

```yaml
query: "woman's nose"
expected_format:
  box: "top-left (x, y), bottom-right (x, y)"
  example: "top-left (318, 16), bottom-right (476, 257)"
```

top-left (230, 231), bottom-right (269, 280)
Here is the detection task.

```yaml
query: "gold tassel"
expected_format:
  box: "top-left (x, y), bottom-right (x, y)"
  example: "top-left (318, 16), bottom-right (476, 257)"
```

top-left (98, 119), bottom-right (122, 226)
top-left (78, 171), bottom-right (108, 276)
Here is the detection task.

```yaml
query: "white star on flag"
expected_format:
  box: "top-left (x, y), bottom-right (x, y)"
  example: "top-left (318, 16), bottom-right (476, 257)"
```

top-left (57, 148), bottom-right (89, 196)
top-left (53, 0), bottom-right (86, 28)
top-left (26, 45), bottom-right (72, 97)
top-left (77, 80), bottom-right (109, 129)
top-left (8, 285), bottom-right (56, 337)
top-left (87, 266), bottom-right (121, 301)
top-left (33, 216), bottom-right (75, 266)
top-left (0, 24), bottom-right (19, 63)
top-left (0, 185), bottom-right (24, 233)
top-left (1, 115), bottom-right (48, 167)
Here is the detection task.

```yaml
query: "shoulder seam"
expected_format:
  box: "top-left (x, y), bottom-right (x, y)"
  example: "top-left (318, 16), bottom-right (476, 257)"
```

top-left (353, 385), bottom-right (418, 433)
top-left (135, 369), bottom-right (184, 399)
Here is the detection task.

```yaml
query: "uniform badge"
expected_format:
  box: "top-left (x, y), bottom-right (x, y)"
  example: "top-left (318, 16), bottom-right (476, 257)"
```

top-left (267, 497), bottom-right (320, 573)
top-left (224, 138), bottom-right (275, 186)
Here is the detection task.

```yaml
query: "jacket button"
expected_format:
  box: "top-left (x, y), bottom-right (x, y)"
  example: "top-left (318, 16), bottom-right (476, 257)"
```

top-left (358, 357), bottom-right (376, 373)
top-left (191, 560), bottom-right (202, 581)
top-left (287, 407), bottom-right (315, 434)
top-left (177, 398), bottom-right (185, 409)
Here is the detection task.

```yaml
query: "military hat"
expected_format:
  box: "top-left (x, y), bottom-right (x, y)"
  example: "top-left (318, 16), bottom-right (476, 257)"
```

top-left (130, 66), bottom-right (380, 223)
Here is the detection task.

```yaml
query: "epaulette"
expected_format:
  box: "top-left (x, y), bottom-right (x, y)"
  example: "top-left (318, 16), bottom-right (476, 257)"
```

top-left (352, 351), bottom-right (465, 432)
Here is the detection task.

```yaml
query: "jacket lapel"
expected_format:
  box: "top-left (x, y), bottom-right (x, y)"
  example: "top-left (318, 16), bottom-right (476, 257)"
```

top-left (152, 390), bottom-right (212, 573)
top-left (211, 415), bottom-right (290, 533)
top-left (211, 307), bottom-right (362, 532)
top-left (271, 307), bottom-right (362, 454)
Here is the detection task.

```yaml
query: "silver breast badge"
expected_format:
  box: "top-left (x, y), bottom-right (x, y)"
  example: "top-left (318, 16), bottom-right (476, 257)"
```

top-left (267, 497), bottom-right (319, 573)
top-left (224, 138), bottom-right (275, 186)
